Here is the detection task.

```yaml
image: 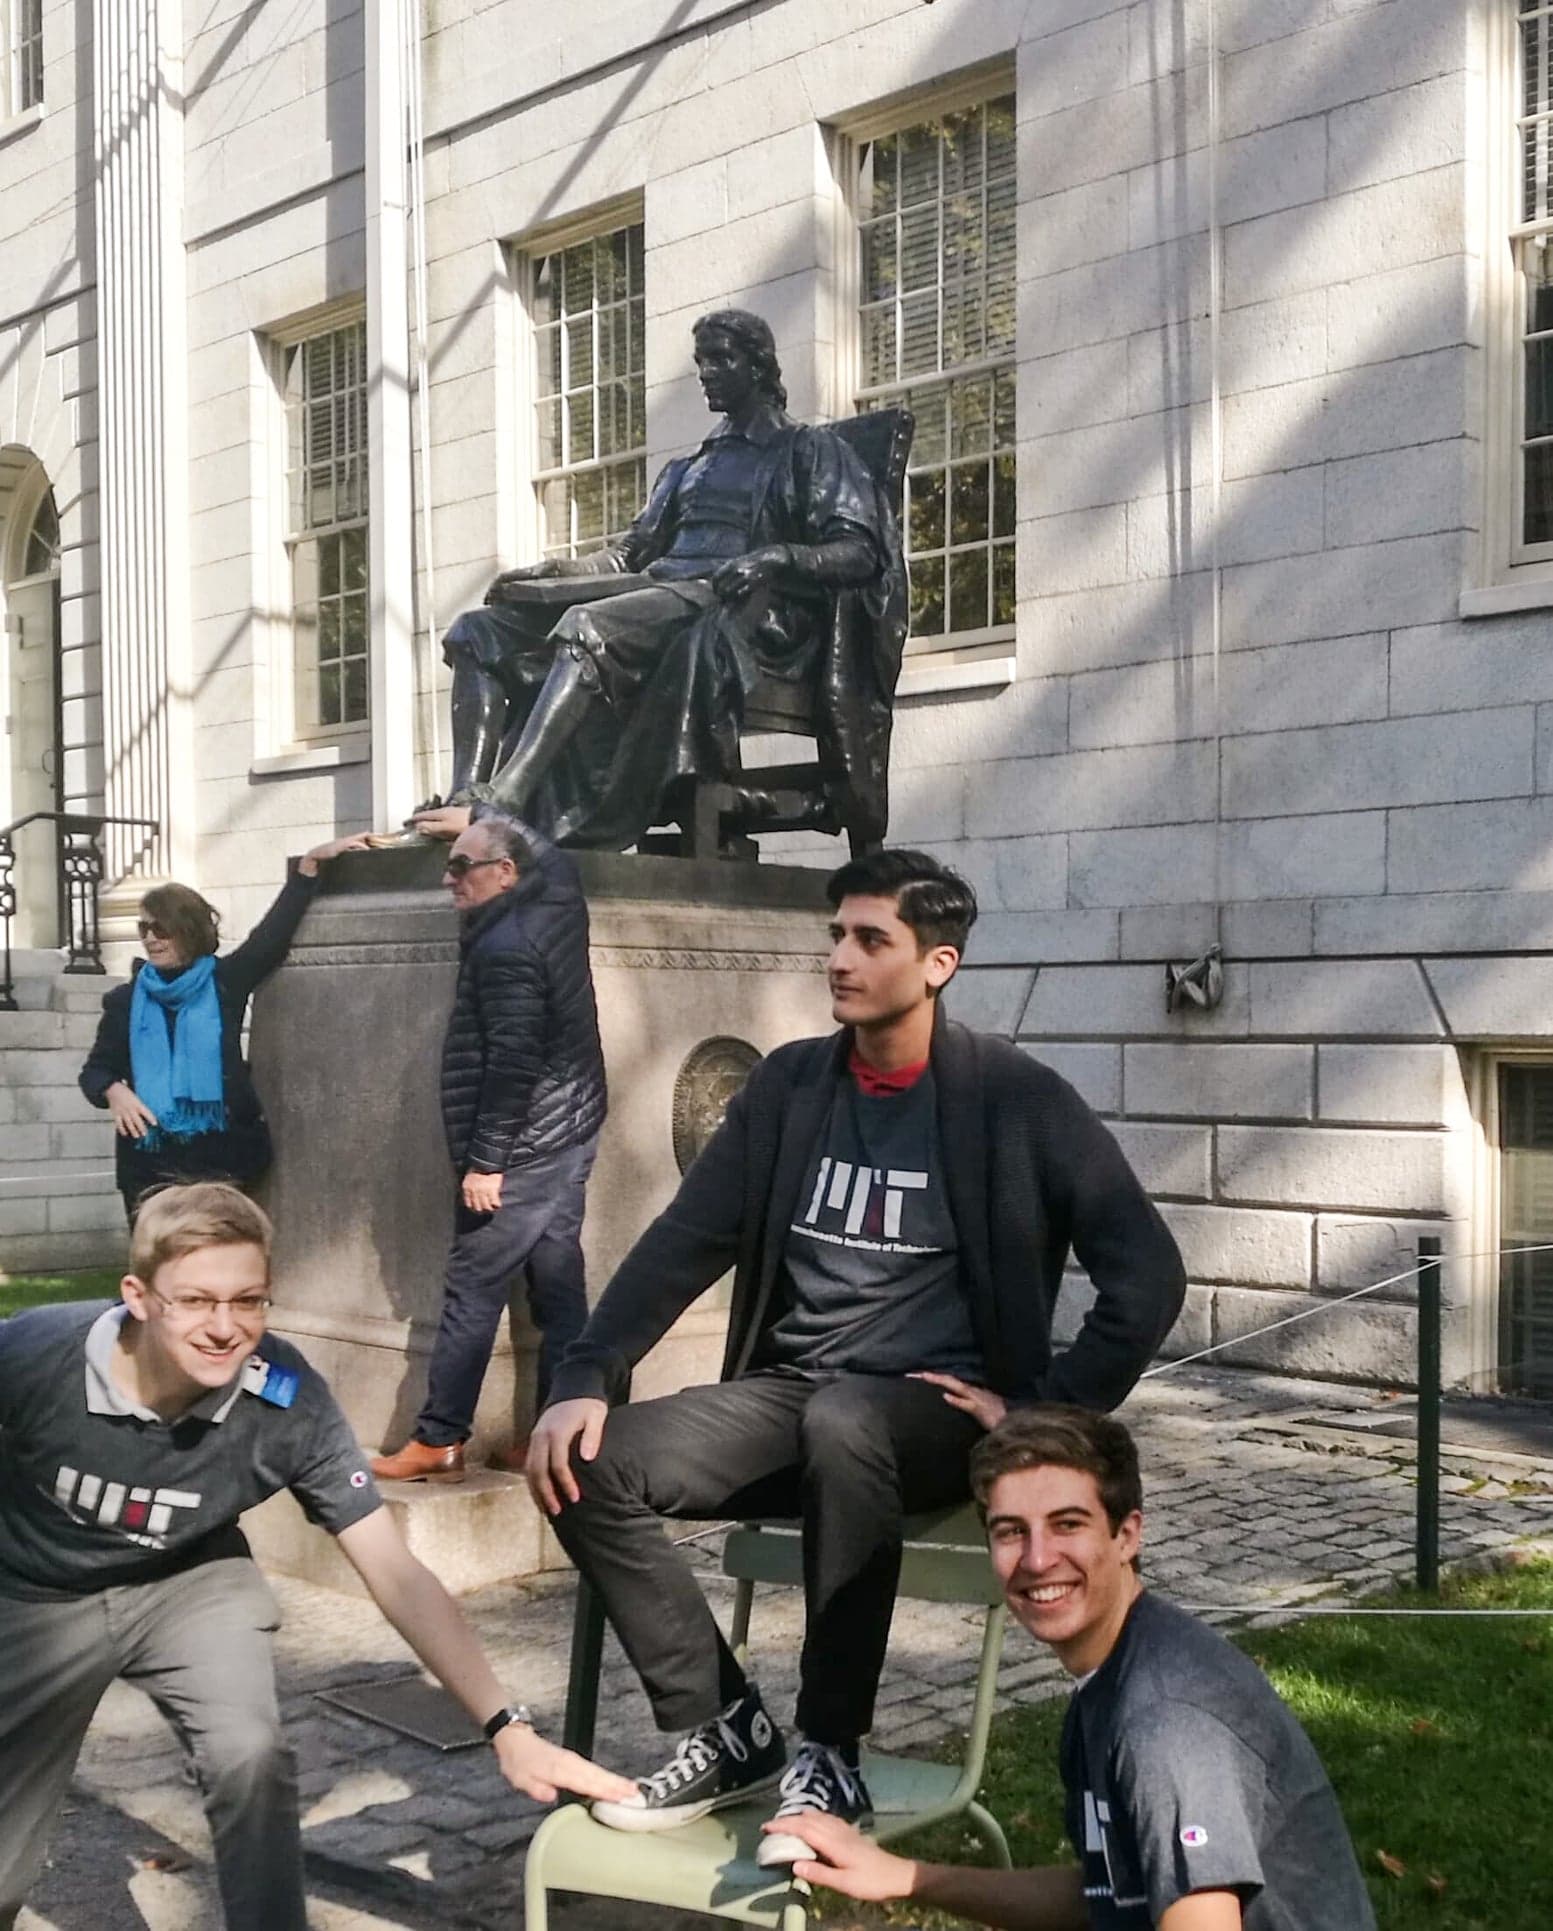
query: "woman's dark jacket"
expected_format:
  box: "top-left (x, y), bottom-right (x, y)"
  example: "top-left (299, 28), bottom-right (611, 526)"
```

top-left (79, 872), bottom-right (318, 1195)
top-left (548, 1012), bottom-right (1187, 1413)
top-left (440, 831), bottom-right (606, 1174)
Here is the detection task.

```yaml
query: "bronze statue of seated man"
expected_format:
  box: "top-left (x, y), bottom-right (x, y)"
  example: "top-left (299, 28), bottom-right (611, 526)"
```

top-left (412, 310), bottom-right (904, 852)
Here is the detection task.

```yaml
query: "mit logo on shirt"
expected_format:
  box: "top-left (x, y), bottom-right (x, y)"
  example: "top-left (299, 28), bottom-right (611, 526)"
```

top-left (801, 1158), bottom-right (930, 1245)
top-left (53, 1465), bottom-right (201, 1546)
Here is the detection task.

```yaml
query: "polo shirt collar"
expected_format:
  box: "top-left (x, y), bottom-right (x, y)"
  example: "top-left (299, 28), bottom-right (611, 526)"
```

top-left (83, 1304), bottom-right (247, 1425)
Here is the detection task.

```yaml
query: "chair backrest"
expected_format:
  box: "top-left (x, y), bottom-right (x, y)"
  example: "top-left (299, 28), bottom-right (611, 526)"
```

top-left (722, 1502), bottom-right (1001, 1608)
top-left (824, 405), bottom-right (914, 521)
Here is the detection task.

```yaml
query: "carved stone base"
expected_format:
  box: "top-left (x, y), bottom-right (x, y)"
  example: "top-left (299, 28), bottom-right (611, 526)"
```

top-left (243, 846), bottom-right (833, 1592)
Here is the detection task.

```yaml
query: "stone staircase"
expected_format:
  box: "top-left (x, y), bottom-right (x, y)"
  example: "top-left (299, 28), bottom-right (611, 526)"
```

top-left (0, 949), bottom-right (126, 1274)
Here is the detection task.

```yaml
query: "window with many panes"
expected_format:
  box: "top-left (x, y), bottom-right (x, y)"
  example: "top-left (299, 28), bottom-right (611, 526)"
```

top-left (530, 223), bottom-right (647, 559)
top-left (1497, 1062), bottom-right (1553, 1396)
top-left (853, 94), bottom-right (1015, 649)
top-left (1518, 8), bottom-right (1553, 552)
top-left (281, 318), bottom-right (369, 737)
top-left (3, 0), bottom-right (43, 113)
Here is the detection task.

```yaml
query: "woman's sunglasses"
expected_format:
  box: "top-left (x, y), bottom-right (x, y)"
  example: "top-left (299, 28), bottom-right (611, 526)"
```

top-left (137, 919), bottom-right (171, 941)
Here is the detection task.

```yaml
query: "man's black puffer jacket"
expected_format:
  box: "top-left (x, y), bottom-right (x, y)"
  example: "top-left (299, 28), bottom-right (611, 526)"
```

top-left (440, 831), bottom-right (606, 1173)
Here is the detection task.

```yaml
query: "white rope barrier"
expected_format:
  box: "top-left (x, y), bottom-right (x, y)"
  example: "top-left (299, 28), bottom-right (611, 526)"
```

top-left (1142, 1241), bottom-right (1553, 1380)
top-left (1171, 1604), bottom-right (1553, 1619)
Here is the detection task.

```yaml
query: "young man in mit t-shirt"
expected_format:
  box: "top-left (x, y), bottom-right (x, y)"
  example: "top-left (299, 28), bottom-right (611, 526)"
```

top-left (771, 1408), bottom-right (1376, 1930)
top-left (526, 849), bottom-right (1186, 1862)
top-left (0, 1181), bottom-right (631, 1931)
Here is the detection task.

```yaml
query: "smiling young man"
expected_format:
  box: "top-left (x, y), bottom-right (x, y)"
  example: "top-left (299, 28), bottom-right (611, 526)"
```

top-left (526, 849), bottom-right (1186, 1863)
top-left (0, 1181), bottom-right (629, 1931)
top-left (772, 1408), bottom-right (1376, 1930)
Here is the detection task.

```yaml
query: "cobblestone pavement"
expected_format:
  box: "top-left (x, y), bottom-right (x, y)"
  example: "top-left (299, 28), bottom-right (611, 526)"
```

top-left (25, 1364), bottom-right (1553, 1929)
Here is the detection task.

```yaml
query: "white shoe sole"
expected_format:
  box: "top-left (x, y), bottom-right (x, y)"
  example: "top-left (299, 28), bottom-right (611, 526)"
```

top-left (591, 1769), bottom-right (784, 1833)
top-left (755, 1810), bottom-right (873, 1869)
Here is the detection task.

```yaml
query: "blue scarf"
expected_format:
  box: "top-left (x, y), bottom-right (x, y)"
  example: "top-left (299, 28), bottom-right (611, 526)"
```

top-left (129, 954), bottom-right (227, 1149)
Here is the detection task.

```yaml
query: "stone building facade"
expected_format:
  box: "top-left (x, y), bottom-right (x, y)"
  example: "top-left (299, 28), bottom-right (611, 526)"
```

top-left (2, 0), bottom-right (1552, 1394)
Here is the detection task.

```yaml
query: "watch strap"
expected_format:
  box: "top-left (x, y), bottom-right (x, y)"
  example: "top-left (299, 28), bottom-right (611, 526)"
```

top-left (483, 1703), bottom-right (533, 1740)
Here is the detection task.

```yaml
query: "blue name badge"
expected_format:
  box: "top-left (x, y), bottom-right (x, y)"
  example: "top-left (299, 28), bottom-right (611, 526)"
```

top-left (245, 1360), bottom-right (300, 1409)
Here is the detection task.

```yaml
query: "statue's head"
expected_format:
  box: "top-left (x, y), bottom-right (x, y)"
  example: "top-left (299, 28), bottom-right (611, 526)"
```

top-left (692, 309), bottom-right (787, 411)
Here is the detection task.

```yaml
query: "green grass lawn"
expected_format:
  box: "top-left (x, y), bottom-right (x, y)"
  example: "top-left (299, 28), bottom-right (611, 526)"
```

top-left (817, 1558), bottom-right (1553, 1930)
top-left (0, 1268), bottom-right (122, 1320)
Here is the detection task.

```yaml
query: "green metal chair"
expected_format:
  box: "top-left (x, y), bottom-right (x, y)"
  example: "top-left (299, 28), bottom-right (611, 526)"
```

top-left (523, 1502), bottom-right (1010, 1929)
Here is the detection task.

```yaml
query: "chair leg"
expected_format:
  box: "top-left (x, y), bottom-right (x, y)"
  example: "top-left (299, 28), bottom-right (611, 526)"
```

top-left (523, 1847), bottom-right (550, 1931)
top-left (778, 1892), bottom-right (809, 1931)
top-left (965, 1798), bottom-right (1013, 1870)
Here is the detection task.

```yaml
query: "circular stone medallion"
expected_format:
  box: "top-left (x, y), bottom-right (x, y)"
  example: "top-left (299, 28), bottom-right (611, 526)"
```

top-left (672, 1036), bottom-right (763, 1174)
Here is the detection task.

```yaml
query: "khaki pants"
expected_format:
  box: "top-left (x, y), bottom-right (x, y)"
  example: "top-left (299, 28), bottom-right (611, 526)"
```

top-left (0, 1557), bottom-right (304, 1931)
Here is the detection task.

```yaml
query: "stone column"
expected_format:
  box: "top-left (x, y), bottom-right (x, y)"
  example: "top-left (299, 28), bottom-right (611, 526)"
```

top-left (365, 1), bottom-right (417, 828)
top-left (92, 0), bottom-right (193, 904)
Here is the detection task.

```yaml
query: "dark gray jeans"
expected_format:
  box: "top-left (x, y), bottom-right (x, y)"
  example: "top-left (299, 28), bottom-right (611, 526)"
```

top-left (551, 1368), bottom-right (985, 1746)
top-left (0, 1557), bottom-right (303, 1931)
top-left (417, 1136), bottom-right (599, 1446)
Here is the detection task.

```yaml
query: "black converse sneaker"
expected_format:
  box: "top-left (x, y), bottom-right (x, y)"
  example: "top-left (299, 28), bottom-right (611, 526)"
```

top-left (591, 1686), bottom-right (786, 1832)
top-left (755, 1740), bottom-right (874, 1868)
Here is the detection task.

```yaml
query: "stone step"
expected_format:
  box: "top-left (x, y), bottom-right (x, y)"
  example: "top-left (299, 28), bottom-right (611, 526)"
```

top-left (0, 1152), bottom-right (116, 1190)
top-left (0, 1227), bottom-right (125, 1272)
top-left (244, 1468), bottom-right (570, 1598)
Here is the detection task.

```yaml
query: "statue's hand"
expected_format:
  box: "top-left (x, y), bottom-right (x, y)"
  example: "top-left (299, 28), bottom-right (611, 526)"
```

top-left (486, 560), bottom-right (565, 603)
top-left (712, 546), bottom-right (789, 603)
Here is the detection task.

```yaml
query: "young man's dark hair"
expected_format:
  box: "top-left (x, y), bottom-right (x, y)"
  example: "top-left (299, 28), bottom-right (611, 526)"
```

top-left (970, 1403), bottom-right (1142, 1533)
top-left (825, 847), bottom-right (978, 956)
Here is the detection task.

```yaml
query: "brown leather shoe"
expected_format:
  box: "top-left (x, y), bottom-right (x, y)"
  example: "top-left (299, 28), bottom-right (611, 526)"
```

top-left (370, 1439), bottom-right (467, 1484)
top-left (486, 1439), bottom-right (531, 1475)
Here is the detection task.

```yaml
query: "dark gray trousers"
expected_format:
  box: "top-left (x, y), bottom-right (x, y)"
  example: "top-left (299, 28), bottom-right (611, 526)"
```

top-left (0, 1558), bottom-right (304, 1931)
top-left (417, 1136), bottom-right (598, 1446)
top-left (550, 1369), bottom-right (984, 1745)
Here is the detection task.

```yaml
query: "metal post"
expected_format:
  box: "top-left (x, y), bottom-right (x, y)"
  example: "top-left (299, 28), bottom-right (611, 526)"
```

top-left (1415, 1235), bottom-right (1442, 1593)
top-left (561, 1579), bottom-right (607, 1762)
top-left (0, 828), bottom-right (17, 1011)
top-left (59, 817), bottom-right (107, 975)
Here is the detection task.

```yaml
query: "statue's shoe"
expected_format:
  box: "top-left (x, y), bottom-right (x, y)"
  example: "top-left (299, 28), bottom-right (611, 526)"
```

top-left (370, 1439), bottom-right (467, 1483)
top-left (362, 827), bottom-right (436, 849)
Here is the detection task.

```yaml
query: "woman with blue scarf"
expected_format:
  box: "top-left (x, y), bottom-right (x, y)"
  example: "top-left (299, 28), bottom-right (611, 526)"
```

top-left (79, 838), bottom-right (368, 1221)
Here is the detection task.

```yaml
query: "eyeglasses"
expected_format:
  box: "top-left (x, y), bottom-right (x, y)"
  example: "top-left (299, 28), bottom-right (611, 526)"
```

top-left (145, 1283), bottom-right (273, 1322)
top-left (443, 855), bottom-right (509, 879)
top-left (137, 919), bottom-right (170, 941)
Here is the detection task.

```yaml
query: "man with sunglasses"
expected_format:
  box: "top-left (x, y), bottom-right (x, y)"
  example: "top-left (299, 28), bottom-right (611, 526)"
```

top-left (0, 1181), bottom-right (632, 1931)
top-left (372, 811), bottom-right (606, 1482)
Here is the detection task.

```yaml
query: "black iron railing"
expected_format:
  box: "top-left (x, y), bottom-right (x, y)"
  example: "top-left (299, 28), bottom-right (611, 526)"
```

top-left (0, 811), bottom-right (160, 1010)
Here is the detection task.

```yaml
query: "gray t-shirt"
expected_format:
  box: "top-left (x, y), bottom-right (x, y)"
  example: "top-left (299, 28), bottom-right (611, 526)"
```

top-left (762, 1070), bottom-right (982, 1378)
top-left (1061, 1592), bottom-right (1375, 1929)
top-left (0, 1300), bottom-right (382, 1602)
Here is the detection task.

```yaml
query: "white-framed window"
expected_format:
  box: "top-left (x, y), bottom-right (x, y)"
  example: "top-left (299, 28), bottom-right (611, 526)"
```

top-left (1472, 6), bottom-right (1553, 606)
top-left (277, 315), bottom-right (370, 739)
top-left (1485, 1055), bottom-right (1553, 1398)
top-left (845, 90), bottom-right (1016, 653)
top-left (2, 0), bottom-right (42, 115)
top-left (1515, 8), bottom-right (1553, 557)
top-left (525, 220), bottom-right (647, 559)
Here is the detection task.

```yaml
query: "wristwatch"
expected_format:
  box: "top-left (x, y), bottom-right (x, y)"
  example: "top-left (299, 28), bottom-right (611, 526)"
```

top-left (483, 1704), bottom-right (533, 1740)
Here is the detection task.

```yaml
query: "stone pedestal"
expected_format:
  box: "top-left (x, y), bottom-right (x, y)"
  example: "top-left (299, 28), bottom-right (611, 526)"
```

top-left (243, 847), bottom-right (833, 1590)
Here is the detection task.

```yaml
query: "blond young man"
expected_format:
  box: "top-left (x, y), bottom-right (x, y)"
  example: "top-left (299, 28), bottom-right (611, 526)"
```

top-left (770, 1408), bottom-right (1375, 1931)
top-left (0, 1182), bottom-right (629, 1931)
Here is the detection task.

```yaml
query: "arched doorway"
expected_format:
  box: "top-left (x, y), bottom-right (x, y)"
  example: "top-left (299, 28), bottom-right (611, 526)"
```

top-left (1, 451), bottom-right (63, 947)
